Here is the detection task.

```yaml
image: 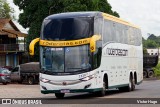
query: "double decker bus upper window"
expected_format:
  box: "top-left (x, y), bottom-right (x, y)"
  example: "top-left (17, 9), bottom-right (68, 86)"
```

top-left (42, 17), bottom-right (93, 40)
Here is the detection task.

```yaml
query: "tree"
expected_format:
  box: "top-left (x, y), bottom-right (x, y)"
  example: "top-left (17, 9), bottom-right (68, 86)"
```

top-left (13, 0), bottom-right (119, 61)
top-left (0, 0), bottom-right (14, 19)
top-left (148, 34), bottom-right (160, 46)
top-left (143, 47), bottom-right (148, 55)
top-left (145, 39), bottom-right (158, 48)
top-left (142, 37), bottom-right (148, 55)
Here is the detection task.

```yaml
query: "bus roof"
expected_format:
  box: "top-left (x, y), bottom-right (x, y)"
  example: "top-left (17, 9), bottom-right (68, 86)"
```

top-left (102, 13), bottom-right (140, 29)
top-left (46, 11), bottom-right (100, 19)
top-left (45, 11), bottom-right (140, 29)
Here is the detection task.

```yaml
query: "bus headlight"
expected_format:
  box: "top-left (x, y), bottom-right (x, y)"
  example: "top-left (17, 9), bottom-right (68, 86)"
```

top-left (40, 78), bottom-right (50, 83)
top-left (80, 75), bottom-right (94, 81)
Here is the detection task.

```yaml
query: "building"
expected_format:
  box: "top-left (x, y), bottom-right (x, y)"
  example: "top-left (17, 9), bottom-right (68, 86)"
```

top-left (0, 18), bottom-right (27, 67)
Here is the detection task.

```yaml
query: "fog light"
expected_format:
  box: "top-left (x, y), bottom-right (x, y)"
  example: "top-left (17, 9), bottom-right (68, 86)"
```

top-left (84, 84), bottom-right (91, 89)
top-left (42, 86), bottom-right (47, 90)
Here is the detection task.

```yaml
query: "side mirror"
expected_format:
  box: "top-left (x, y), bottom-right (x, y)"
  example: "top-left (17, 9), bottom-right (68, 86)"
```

top-left (90, 35), bottom-right (101, 52)
top-left (29, 38), bottom-right (40, 55)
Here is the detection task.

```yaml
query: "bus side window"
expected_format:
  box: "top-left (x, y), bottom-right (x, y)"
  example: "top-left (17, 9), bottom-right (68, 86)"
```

top-left (94, 17), bottom-right (103, 36)
top-left (92, 40), bottom-right (102, 69)
top-left (103, 20), bottom-right (114, 44)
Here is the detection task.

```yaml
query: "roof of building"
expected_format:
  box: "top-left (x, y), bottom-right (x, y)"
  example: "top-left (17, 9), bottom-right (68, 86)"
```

top-left (0, 18), bottom-right (27, 38)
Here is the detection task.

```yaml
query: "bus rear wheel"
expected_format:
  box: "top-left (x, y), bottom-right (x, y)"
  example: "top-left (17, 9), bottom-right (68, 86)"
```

top-left (55, 93), bottom-right (65, 99)
top-left (125, 75), bottom-right (135, 91)
top-left (119, 75), bottom-right (135, 92)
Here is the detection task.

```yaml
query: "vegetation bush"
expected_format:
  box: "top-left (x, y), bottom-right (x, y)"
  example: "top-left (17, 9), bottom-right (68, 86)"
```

top-left (153, 63), bottom-right (160, 76)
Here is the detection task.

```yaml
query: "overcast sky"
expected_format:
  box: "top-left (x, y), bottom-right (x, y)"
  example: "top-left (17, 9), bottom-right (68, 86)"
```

top-left (7, 0), bottom-right (28, 34)
top-left (6, 0), bottom-right (160, 39)
top-left (108, 0), bottom-right (160, 39)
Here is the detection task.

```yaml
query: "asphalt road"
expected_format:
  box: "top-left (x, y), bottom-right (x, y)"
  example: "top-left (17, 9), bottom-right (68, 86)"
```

top-left (0, 79), bottom-right (160, 106)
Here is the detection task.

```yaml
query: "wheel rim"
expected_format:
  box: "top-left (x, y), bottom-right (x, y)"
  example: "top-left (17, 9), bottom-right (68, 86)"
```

top-left (132, 78), bottom-right (135, 91)
top-left (103, 82), bottom-right (105, 90)
top-left (29, 77), bottom-right (33, 84)
top-left (148, 71), bottom-right (154, 78)
top-left (101, 81), bottom-right (106, 96)
top-left (129, 78), bottom-right (132, 89)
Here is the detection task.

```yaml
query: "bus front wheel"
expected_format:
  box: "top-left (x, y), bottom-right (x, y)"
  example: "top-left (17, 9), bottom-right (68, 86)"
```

top-left (95, 81), bottom-right (106, 97)
top-left (55, 93), bottom-right (65, 99)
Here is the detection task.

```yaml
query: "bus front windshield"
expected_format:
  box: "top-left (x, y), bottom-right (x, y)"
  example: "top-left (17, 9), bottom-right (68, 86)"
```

top-left (41, 17), bottom-right (93, 40)
top-left (40, 45), bottom-right (91, 73)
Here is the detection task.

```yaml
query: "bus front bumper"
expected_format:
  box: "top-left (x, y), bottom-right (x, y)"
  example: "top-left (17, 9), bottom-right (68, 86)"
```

top-left (41, 88), bottom-right (103, 94)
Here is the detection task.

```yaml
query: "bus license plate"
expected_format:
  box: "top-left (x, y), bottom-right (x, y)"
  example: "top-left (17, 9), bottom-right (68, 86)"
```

top-left (61, 89), bottom-right (70, 93)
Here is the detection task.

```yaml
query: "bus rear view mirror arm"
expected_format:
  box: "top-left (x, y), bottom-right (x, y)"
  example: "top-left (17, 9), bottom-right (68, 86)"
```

top-left (90, 35), bottom-right (101, 53)
top-left (29, 38), bottom-right (40, 56)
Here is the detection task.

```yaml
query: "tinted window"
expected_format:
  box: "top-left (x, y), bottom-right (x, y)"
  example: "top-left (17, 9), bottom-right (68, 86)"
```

top-left (103, 20), bottom-right (115, 43)
top-left (41, 17), bottom-right (94, 40)
top-left (102, 19), bottom-right (141, 46)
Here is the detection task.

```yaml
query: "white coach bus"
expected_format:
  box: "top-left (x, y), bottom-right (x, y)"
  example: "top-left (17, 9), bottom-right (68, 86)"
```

top-left (29, 11), bottom-right (143, 98)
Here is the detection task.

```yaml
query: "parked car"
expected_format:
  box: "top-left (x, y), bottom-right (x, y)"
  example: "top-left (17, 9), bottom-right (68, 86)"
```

top-left (11, 62), bottom-right (40, 85)
top-left (0, 68), bottom-right (11, 85)
top-left (2, 66), bottom-right (13, 71)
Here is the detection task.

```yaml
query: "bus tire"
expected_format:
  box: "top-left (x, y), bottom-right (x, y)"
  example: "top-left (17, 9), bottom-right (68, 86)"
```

top-left (127, 75), bottom-right (135, 91)
top-left (55, 93), bottom-right (65, 99)
top-left (131, 78), bottom-right (135, 91)
top-left (119, 75), bottom-right (135, 92)
top-left (143, 70), bottom-right (148, 78)
top-left (96, 81), bottom-right (106, 97)
top-left (28, 76), bottom-right (34, 85)
top-left (148, 70), bottom-right (154, 78)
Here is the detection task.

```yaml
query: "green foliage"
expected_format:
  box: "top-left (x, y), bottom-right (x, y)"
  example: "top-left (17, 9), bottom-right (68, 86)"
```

top-left (143, 34), bottom-right (160, 49)
top-left (146, 40), bottom-right (158, 48)
top-left (14, 0), bottom-right (119, 61)
top-left (143, 47), bottom-right (148, 55)
top-left (0, 0), bottom-right (14, 19)
top-left (148, 34), bottom-right (160, 46)
top-left (153, 63), bottom-right (160, 76)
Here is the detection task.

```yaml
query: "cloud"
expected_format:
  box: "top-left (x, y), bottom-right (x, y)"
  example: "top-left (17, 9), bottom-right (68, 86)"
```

top-left (108, 0), bottom-right (160, 39)
top-left (6, 0), bottom-right (160, 38)
top-left (7, 0), bottom-right (28, 34)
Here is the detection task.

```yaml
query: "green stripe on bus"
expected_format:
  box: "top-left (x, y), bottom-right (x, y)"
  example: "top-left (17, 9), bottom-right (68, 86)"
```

top-left (108, 84), bottom-right (129, 89)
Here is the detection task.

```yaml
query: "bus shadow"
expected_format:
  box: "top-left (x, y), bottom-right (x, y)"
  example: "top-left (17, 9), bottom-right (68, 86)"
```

top-left (43, 88), bottom-right (142, 99)
top-left (40, 89), bottom-right (142, 104)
